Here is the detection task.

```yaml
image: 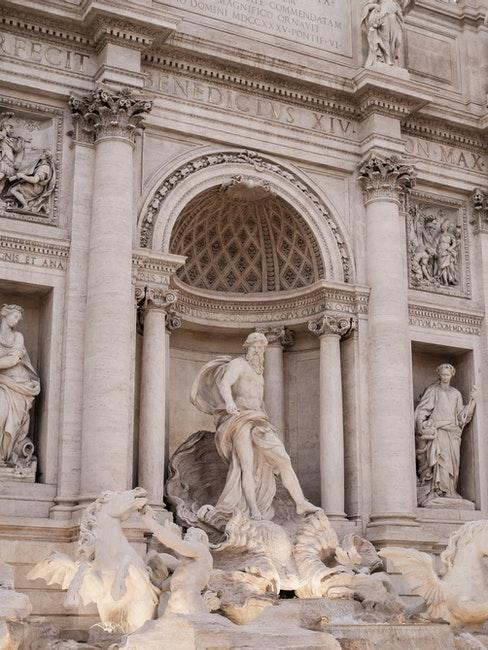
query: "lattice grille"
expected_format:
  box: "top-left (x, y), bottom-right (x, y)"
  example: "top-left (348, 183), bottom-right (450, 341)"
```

top-left (170, 187), bottom-right (324, 293)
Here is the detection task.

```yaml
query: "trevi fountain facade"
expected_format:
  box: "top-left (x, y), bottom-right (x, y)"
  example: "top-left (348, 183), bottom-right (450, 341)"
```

top-left (2, 0), bottom-right (488, 648)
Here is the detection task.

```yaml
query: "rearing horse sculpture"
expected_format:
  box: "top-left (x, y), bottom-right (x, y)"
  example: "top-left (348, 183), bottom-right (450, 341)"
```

top-left (28, 488), bottom-right (159, 633)
top-left (380, 520), bottom-right (488, 627)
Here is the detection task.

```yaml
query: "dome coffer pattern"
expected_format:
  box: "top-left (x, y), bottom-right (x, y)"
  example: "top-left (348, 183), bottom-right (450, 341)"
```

top-left (170, 187), bottom-right (325, 294)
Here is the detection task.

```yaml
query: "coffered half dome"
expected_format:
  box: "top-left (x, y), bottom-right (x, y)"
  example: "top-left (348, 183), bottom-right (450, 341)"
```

top-left (169, 181), bottom-right (325, 294)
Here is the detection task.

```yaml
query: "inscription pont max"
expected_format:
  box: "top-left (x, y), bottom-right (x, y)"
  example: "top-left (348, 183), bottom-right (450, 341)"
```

top-left (165, 0), bottom-right (351, 55)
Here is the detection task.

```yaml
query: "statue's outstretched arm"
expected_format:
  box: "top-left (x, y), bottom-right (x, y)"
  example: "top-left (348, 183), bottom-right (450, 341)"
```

top-left (144, 516), bottom-right (200, 559)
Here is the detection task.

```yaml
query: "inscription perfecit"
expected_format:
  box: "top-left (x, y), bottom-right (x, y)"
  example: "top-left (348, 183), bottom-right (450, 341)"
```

top-left (0, 31), bottom-right (90, 74)
top-left (165, 0), bottom-right (352, 56)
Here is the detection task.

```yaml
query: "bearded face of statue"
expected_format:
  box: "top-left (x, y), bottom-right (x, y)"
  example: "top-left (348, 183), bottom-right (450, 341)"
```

top-left (246, 343), bottom-right (265, 375)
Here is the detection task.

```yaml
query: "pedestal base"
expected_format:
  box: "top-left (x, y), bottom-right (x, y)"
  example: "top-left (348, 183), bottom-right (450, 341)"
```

top-left (0, 461), bottom-right (36, 482)
top-left (420, 497), bottom-right (475, 510)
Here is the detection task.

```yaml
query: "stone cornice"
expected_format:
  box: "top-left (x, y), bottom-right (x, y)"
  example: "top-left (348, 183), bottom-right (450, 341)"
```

top-left (170, 278), bottom-right (369, 329)
top-left (0, 1), bottom-right (179, 51)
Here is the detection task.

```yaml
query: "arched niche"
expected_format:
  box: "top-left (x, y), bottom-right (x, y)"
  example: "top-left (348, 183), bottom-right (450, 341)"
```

top-left (138, 148), bottom-right (354, 285)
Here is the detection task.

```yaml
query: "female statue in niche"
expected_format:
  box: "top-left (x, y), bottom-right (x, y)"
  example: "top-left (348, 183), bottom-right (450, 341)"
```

top-left (415, 363), bottom-right (477, 507)
top-left (0, 304), bottom-right (40, 469)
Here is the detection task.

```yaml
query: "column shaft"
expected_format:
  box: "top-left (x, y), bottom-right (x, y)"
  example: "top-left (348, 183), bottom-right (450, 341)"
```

top-left (366, 196), bottom-right (416, 522)
top-left (319, 333), bottom-right (345, 519)
top-left (80, 137), bottom-right (135, 497)
top-left (139, 308), bottom-right (167, 507)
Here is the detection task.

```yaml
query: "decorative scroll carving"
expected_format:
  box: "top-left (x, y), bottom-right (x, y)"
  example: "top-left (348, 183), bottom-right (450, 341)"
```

top-left (0, 109), bottom-right (58, 221)
top-left (137, 286), bottom-right (181, 333)
top-left (308, 314), bottom-right (356, 338)
top-left (69, 86), bottom-right (152, 143)
top-left (139, 150), bottom-right (353, 283)
top-left (361, 0), bottom-right (412, 68)
top-left (170, 186), bottom-right (324, 294)
top-left (256, 326), bottom-right (295, 348)
top-left (407, 195), bottom-right (469, 297)
top-left (358, 153), bottom-right (416, 203)
top-left (472, 188), bottom-right (488, 234)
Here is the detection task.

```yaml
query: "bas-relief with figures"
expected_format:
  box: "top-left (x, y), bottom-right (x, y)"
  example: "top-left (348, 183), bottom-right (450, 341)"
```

top-left (1, 0), bottom-right (488, 648)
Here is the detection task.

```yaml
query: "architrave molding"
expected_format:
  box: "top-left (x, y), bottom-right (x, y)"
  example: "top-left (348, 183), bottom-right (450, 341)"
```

top-left (170, 278), bottom-right (369, 329)
top-left (409, 303), bottom-right (483, 336)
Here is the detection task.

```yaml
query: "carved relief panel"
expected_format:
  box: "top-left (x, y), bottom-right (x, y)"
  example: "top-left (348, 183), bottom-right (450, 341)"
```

top-left (0, 98), bottom-right (62, 225)
top-left (407, 193), bottom-right (470, 298)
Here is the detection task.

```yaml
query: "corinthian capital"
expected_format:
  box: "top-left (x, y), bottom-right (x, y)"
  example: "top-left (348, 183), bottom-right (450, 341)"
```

top-left (256, 326), bottom-right (295, 348)
top-left (69, 85), bottom-right (152, 143)
top-left (308, 315), bottom-right (356, 339)
top-left (358, 153), bottom-right (416, 204)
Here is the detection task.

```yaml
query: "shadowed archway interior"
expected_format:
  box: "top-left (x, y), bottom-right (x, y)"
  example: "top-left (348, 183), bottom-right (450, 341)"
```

top-left (169, 183), bottom-right (325, 294)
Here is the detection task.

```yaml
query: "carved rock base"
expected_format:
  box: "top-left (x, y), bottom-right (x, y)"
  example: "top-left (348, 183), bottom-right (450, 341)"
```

top-left (119, 600), bottom-right (472, 650)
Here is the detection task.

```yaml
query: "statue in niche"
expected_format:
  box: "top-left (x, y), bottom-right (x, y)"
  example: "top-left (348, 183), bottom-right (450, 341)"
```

top-left (0, 304), bottom-right (40, 471)
top-left (0, 112), bottom-right (28, 195)
top-left (415, 364), bottom-right (477, 508)
top-left (361, 0), bottom-right (411, 67)
top-left (408, 206), bottom-right (462, 291)
top-left (7, 149), bottom-right (56, 214)
top-left (190, 331), bottom-right (319, 521)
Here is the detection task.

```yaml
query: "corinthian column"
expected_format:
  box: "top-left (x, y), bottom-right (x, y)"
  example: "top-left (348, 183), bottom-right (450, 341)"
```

top-left (308, 315), bottom-right (355, 519)
top-left (258, 326), bottom-right (294, 440)
top-left (137, 287), bottom-right (181, 510)
top-left (69, 87), bottom-right (152, 501)
top-left (358, 153), bottom-right (417, 527)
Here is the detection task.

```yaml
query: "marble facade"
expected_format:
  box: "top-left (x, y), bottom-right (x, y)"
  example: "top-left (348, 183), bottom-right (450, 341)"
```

top-left (1, 0), bottom-right (488, 641)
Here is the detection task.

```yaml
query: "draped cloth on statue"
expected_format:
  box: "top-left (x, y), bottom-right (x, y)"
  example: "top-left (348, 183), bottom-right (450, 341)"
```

top-left (0, 345), bottom-right (40, 463)
top-left (415, 382), bottom-right (473, 500)
top-left (191, 356), bottom-right (283, 520)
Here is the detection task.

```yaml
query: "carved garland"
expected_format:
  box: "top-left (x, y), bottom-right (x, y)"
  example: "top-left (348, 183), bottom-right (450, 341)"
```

top-left (139, 150), bottom-right (353, 283)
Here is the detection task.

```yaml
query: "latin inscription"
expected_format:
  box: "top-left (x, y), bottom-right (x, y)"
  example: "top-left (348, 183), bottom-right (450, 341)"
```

top-left (0, 31), bottom-right (90, 74)
top-left (164, 0), bottom-right (351, 55)
top-left (405, 136), bottom-right (487, 172)
top-left (0, 250), bottom-right (66, 271)
top-left (144, 70), bottom-right (357, 138)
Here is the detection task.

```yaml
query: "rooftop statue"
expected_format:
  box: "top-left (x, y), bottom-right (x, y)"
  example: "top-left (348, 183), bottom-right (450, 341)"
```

top-left (362, 0), bottom-right (412, 67)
